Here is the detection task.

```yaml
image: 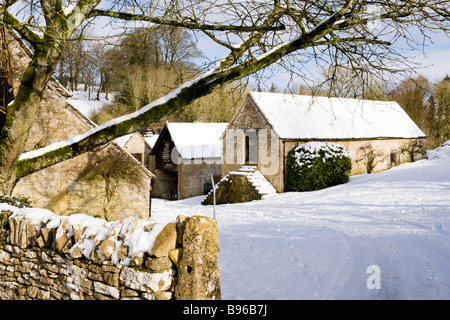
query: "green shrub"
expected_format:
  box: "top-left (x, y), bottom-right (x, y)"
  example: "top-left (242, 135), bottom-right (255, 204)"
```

top-left (286, 142), bottom-right (351, 192)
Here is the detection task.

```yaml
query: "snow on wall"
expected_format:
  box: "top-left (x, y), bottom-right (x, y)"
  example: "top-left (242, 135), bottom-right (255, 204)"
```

top-left (0, 205), bottom-right (221, 300)
top-left (0, 204), bottom-right (164, 265)
top-left (210, 166), bottom-right (277, 198)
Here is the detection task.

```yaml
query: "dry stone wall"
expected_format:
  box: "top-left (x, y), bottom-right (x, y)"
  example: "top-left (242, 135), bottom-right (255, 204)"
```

top-left (0, 207), bottom-right (220, 300)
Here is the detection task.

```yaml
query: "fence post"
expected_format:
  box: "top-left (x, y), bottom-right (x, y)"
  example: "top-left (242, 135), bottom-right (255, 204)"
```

top-left (210, 174), bottom-right (216, 220)
top-left (174, 216), bottom-right (221, 300)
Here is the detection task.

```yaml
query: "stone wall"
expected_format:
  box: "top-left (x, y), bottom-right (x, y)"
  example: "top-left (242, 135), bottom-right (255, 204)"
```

top-left (151, 161), bottom-right (222, 200)
top-left (178, 162), bottom-right (222, 200)
top-left (282, 137), bottom-right (428, 176)
top-left (120, 132), bottom-right (152, 169)
top-left (13, 144), bottom-right (152, 221)
top-left (223, 132), bottom-right (427, 193)
top-left (152, 168), bottom-right (178, 199)
top-left (7, 29), bottom-right (153, 220)
top-left (0, 207), bottom-right (220, 300)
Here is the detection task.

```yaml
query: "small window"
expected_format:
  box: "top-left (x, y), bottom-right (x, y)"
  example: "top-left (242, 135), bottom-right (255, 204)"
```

top-left (245, 136), bottom-right (250, 164)
top-left (244, 129), bottom-right (257, 164)
top-left (390, 150), bottom-right (398, 166)
top-left (131, 153), bottom-right (143, 164)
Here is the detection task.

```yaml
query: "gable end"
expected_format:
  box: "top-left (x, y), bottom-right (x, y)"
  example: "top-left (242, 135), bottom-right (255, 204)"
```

top-left (226, 94), bottom-right (274, 133)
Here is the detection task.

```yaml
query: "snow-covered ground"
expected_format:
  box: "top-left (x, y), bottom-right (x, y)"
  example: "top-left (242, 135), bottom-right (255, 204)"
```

top-left (66, 89), bottom-right (112, 120)
top-left (152, 145), bottom-right (450, 300)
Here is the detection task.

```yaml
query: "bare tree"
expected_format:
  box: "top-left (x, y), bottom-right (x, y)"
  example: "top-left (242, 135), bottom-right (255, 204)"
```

top-left (433, 76), bottom-right (450, 146)
top-left (320, 66), bottom-right (389, 100)
top-left (400, 140), bottom-right (426, 163)
top-left (1, 0), bottom-right (450, 195)
top-left (357, 143), bottom-right (384, 174)
top-left (80, 146), bottom-right (143, 221)
top-left (390, 76), bottom-right (436, 145)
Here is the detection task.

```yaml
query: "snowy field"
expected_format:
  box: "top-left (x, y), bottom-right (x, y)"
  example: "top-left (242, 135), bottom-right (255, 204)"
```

top-left (152, 146), bottom-right (450, 300)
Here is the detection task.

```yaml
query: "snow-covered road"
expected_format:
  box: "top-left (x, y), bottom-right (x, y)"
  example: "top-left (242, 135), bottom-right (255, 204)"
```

top-left (152, 146), bottom-right (450, 300)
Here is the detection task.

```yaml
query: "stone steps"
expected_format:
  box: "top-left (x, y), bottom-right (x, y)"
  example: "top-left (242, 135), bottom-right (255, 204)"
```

top-left (229, 166), bottom-right (276, 196)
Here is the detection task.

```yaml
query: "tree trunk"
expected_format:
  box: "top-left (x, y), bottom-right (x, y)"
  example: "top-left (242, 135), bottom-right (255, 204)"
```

top-left (0, 43), bottom-right (63, 195)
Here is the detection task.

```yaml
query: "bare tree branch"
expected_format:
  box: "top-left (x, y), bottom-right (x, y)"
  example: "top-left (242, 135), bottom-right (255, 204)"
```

top-left (0, 6), bottom-right (41, 46)
top-left (88, 9), bottom-right (286, 32)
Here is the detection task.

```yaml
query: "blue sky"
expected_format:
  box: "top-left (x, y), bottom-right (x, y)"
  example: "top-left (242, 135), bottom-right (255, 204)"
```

top-left (195, 28), bottom-right (450, 90)
top-left (192, 6), bottom-right (450, 89)
top-left (409, 41), bottom-right (450, 82)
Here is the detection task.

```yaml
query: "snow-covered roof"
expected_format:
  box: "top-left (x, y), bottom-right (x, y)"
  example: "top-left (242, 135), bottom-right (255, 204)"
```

top-left (114, 131), bottom-right (158, 150)
top-left (166, 122), bottom-right (228, 159)
top-left (141, 130), bottom-right (159, 149)
top-left (114, 133), bottom-right (134, 148)
top-left (65, 99), bottom-right (105, 119)
top-left (64, 96), bottom-right (154, 178)
top-left (144, 134), bottom-right (159, 148)
top-left (247, 92), bottom-right (426, 140)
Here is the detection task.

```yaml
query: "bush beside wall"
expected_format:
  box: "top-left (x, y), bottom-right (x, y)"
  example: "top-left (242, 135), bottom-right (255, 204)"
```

top-left (286, 142), bottom-right (352, 192)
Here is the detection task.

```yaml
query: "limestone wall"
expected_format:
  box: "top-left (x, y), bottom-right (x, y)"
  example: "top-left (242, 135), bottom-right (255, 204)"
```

top-left (178, 162), bottom-right (222, 200)
top-left (282, 138), bottom-right (427, 176)
top-left (6, 30), bottom-right (88, 152)
top-left (0, 207), bottom-right (220, 300)
top-left (222, 134), bottom-right (427, 193)
top-left (120, 132), bottom-right (152, 169)
top-left (13, 144), bottom-right (152, 221)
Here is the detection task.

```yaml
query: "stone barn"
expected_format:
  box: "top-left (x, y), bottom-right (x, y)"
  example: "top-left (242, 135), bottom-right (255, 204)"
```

top-left (113, 131), bottom-right (156, 169)
top-left (6, 29), bottom-right (154, 221)
top-left (150, 122), bottom-right (228, 200)
top-left (222, 92), bottom-right (427, 193)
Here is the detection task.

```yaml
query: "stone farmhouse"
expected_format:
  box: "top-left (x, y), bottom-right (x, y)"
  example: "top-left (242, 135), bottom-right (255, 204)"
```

top-left (113, 130), bottom-right (157, 169)
top-left (6, 29), bottom-right (154, 221)
top-left (222, 92), bottom-right (427, 193)
top-left (150, 122), bottom-right (228, 200)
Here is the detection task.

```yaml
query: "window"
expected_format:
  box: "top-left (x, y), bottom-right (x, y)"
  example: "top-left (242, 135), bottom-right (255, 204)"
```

top-left (244, 129), bottom-right (257, 164)
top-left (131, 153), bottom-right (143, 164)
top-left (390, 149), bottom-right (398, 166)
top-left (245, 135), bottom-right (250, 164)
